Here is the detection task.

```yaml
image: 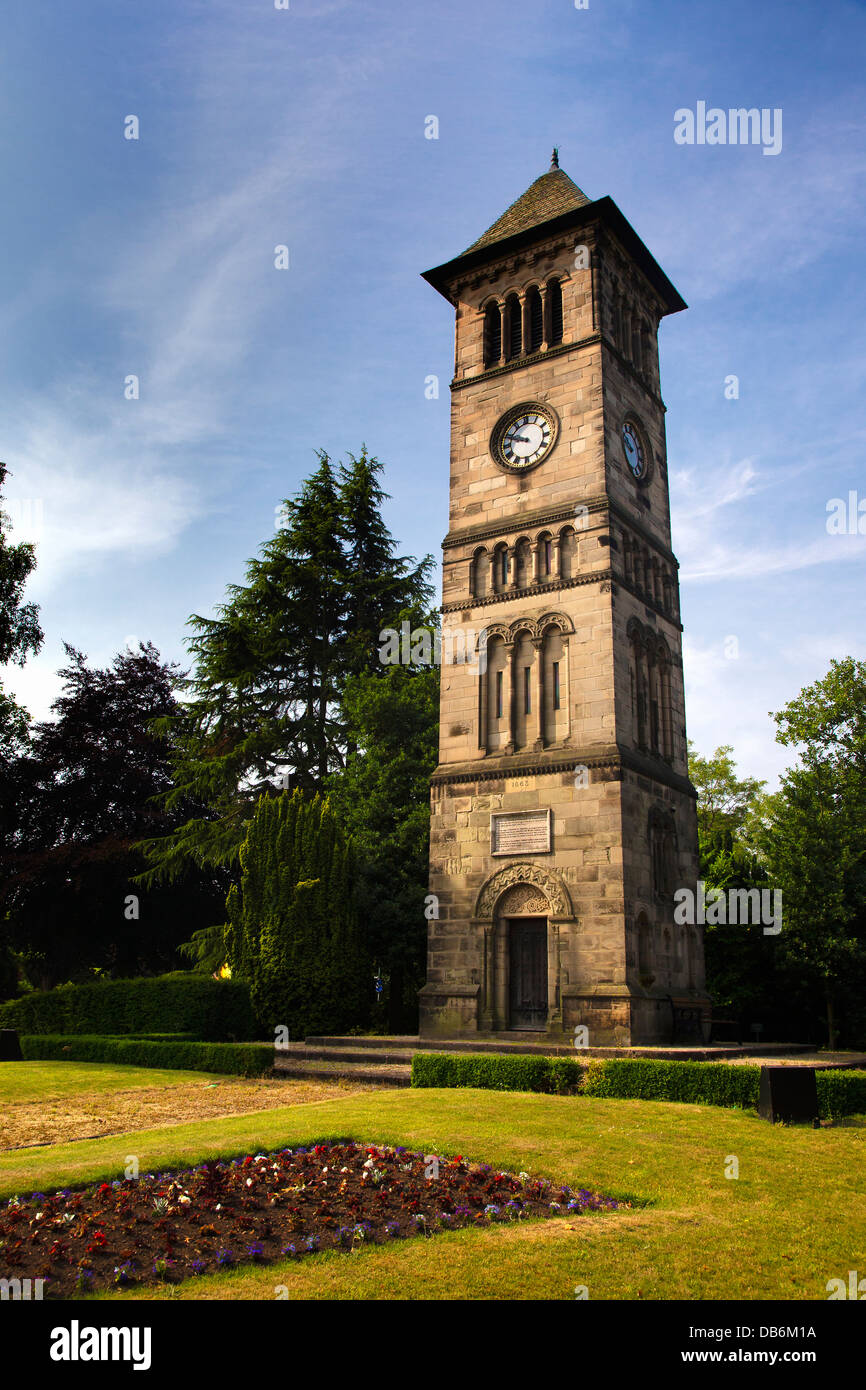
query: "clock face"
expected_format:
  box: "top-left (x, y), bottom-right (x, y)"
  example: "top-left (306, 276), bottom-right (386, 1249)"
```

top-left (492, 404), bottom-right (558, 472)
top-left (622, 421), bottom-right (647, 479)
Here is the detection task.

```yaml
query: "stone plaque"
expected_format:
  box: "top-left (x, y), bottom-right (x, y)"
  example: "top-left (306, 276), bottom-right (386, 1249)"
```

top-left (490, 809), bottom-right (552, 856)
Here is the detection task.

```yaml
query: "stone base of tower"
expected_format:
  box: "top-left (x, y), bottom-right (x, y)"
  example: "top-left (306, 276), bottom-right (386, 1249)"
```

top-left (419, 978), bottom-right (713, 1046)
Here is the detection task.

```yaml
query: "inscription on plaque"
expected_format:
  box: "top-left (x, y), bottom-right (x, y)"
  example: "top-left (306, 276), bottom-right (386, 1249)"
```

top-left (490, 809), bottom-right (552, 856)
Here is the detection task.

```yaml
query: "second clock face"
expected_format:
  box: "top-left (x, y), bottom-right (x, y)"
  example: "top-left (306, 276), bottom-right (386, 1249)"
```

top-left (492, 404), bottom-right (558, 472)
top-left (622, 420), bottom-right (647, 479)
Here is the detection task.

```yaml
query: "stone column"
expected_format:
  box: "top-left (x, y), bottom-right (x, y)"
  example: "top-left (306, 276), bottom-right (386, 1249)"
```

top-left (507, 545), bottom-right (518, 591)
top-left (547, 920), bottom-right (564, 1033)
top-left (480, 922), bottom-right (494, 1031)
top-left (540, 283), bottom-right (549, 352)
top-left (551, 535), bottom-right (561, 579)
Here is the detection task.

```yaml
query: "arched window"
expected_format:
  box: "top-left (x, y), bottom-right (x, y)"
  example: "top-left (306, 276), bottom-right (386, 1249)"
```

top-left (558, 525), bottom-right (577, 580)
top-left (513, 630), bottom-right (534, 749)
top-left (662, 568), bottom-right (672, 615)
top-left (483, 302), bottom-right (501, 367)
top-left (485, 636), bottom-right (508, 752)
top-left (472, 547), bottom-right (489, 600)
top-left (526, 287), bottom-right (543, 352)
top-left (515, 537), bottom-right (532, 590)
top-left (629, 622), bottom-right (648, 750)
top-left (537, 532), bottom-right (552, 579)
top-left (542, 625), bottom-right (567, 744)
top-left (506, 294), bottom-right (522, 359)
top-left (631, 312), bottom-right (643, 371)
top-left (492, 543), bottom-right (509, 593)
top-left (547, 278), bottom-right (563, 346)
top-left (637, 913), bottom-right (653, 984)
top-left (657, 646), bottom-right (673, 761)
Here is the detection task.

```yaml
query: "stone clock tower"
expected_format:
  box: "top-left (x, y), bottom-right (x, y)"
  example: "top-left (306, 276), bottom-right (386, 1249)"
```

top-left (417, 152), bottom-right (708, 1045)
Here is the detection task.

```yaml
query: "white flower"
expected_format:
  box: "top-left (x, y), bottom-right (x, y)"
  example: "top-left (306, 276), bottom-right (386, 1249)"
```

top-left (246, 1178), bottom-right (253, 1187)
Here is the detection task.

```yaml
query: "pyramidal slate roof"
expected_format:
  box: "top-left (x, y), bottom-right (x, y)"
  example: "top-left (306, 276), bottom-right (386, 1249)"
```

top-left (464, 151), bottom-right (591, 253)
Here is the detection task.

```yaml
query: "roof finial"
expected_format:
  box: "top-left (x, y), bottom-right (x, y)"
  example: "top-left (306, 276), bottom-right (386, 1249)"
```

top-left (550, 146), bottom-right (559, 170)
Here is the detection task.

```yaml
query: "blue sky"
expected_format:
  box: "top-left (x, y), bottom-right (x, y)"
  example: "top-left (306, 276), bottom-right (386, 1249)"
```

top-left (1, 0), bottom-right (864, 787)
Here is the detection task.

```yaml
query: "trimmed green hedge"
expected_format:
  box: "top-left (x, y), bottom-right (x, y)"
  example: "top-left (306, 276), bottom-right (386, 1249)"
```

top-left (411, 1052), bottom-right (584, 1095)
top-left (0, 974), bottom-right (256, 1041)
top-left (817, 1068), bottom-right (866, 1118)
top-left (410, 1052), bottom-right (866, 1117)
top-left (19, 1034), bottom-right (274, 1078)
top-left (581, 1058), bottom-right (759, 1108)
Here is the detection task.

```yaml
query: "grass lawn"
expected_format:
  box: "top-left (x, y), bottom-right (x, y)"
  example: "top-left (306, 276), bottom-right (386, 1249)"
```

top-left (2, 1079), bottom-right (864, 1300)
top-left (0, 1060), bottom-right (222, 1104)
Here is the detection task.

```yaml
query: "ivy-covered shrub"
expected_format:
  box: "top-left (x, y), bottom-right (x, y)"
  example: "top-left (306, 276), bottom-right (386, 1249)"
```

top-left (0, 973), bottom-right (256, 1041)
top-left (225, 791), bottom-right (370, 1038)
top-left (19, 1034), bottom-right (273, 1077)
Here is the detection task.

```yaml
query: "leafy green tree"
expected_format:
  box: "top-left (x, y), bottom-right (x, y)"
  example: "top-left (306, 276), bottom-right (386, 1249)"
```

top-left (138, 450), bottom-right (432, 883)
top-left (688, 743), bottom-right (781, 1028)
top-left (1, 644), bottom-right (227, 989)
top-left (763, 659), bottom-right (866, 1047)
top-left (225, 790), bottom-right (370, 1037)
top-left (329, 657), bottom-right (439, 1031)
top-left (0, 462), bottom-right (42, 845)
top-left (0, 461), bottom-right (43, 667)
top-left (688, 743), bottom-right (766, 873)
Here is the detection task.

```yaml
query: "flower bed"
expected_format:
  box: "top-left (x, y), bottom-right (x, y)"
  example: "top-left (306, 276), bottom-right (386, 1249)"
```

top-left (0, 1141), bottom-right (625, 1297)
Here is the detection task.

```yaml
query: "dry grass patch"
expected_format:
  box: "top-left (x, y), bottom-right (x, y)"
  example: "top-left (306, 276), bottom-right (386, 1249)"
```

top-left (1, 1072), bottom-right (376, 1150)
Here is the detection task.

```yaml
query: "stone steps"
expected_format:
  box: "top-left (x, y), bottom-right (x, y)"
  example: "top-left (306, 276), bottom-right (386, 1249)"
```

top-left (272, 1055), bottom-right (411, 1087)
top-left (270, 1034), bottom-right (818, 1087)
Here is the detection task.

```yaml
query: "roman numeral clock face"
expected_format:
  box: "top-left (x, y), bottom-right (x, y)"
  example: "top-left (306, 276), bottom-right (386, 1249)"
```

top-left (491, 403), bottom-right (558, 473)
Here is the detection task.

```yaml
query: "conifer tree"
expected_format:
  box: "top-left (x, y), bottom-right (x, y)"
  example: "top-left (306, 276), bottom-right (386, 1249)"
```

top-left (226, 791), bottom-right (370, 1037)
top-left (139, 450), bottom-right (432, 882)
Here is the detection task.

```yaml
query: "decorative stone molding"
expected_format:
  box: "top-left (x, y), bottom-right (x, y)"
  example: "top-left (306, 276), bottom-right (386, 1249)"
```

top-left (475, 863), bottom-right (573, 920)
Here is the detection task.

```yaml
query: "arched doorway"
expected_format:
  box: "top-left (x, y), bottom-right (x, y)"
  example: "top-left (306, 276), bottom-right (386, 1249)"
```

top-left (496, 882), bottom-right (550, 1030)
top-left (507, 914), bottom-right (548, 1029)
top-left (475, 867), bottom-right (573, 1033)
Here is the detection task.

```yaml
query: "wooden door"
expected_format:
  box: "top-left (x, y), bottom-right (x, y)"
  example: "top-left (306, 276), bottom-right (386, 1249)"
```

top-left (508, 918), bottom-right (547, 1030)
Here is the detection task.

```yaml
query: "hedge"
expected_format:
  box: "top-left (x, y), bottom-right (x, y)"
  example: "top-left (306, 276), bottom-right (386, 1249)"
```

top-left (0, 974), bottom-right (256, 1041)
top-left (19, 1035), bottom-right (274, 1078)
top-left (410, 1052), bottom-right (866, 1117)
top-left (581, 1058), bottom-right (759, 1108)
top-left (816, 1068), bottom-right (866, 1118)
top-left (410, 1052), bottom-right (584, 1095)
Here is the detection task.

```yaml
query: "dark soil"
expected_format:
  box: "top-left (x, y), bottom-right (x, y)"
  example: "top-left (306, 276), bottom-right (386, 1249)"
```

top-left (0, 1140), bottom-right (624, 1297)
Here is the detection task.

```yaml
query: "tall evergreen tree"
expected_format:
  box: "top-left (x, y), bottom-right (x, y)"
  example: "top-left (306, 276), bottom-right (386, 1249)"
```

top-left (139, 450), bottom-right (432, 882)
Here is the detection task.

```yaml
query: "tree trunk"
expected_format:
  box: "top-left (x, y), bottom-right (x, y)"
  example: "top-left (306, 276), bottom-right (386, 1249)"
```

top-left (825, 981), bottom-right (836, 1050)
